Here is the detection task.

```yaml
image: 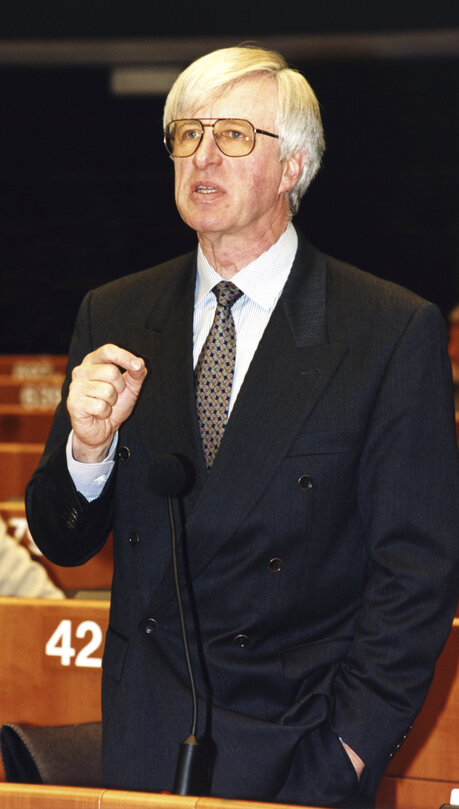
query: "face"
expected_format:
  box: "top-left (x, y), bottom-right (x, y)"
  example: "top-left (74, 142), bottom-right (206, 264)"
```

top-left (172, 75), bottom-right (304, 257)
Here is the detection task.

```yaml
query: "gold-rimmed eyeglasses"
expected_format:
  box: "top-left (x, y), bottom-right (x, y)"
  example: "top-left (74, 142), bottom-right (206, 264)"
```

top-left (164, 118), bottom-right (279, 158)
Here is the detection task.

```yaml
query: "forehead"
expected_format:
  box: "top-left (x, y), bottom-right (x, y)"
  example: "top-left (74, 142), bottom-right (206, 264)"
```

top-left (188, 75), bottom-right (278, 126)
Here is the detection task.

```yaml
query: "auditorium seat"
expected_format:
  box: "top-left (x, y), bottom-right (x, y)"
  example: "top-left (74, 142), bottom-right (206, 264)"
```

top-left (0, 722), bottom-right (102, 787)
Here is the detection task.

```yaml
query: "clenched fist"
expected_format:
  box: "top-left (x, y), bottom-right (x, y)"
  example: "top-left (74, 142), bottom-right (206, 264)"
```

top-left (67, 344), bottom-right (147, 463)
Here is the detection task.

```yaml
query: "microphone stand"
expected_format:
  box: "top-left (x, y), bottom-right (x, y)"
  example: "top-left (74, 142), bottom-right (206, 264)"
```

top-left (150, 453), bottom-right (209, 796)
top-left (168, 493), bottom-right (202, 795)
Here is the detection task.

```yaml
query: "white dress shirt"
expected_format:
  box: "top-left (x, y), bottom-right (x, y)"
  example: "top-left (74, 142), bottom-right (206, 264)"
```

top-left (67, 223), bottom-right (298, 500)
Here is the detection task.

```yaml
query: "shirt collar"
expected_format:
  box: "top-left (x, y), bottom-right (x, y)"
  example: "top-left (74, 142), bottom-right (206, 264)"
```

top-left (195, 223), bottom-right (298, 311)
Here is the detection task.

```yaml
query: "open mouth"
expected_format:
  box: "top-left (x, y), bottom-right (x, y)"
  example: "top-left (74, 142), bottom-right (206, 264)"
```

top-left (196, 185), bottom-right (218, 194)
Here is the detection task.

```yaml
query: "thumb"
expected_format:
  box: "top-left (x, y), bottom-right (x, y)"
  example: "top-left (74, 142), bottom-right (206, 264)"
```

top-left (124, 357), bottom-right (147, 393)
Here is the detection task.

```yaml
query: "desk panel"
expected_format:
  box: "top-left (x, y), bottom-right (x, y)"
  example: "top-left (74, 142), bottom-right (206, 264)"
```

top-left (0, 785), bottom-right (311, 809)
top-left (0, 598), bottom-right (109, 729)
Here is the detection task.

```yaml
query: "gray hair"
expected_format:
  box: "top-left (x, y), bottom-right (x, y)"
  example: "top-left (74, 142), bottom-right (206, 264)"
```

top-left (163, 45), bottom-right (325, 216)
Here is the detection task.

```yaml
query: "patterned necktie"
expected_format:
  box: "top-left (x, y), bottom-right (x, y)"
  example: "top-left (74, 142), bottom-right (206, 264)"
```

top-left (195, 281), bottom-right (243, 469)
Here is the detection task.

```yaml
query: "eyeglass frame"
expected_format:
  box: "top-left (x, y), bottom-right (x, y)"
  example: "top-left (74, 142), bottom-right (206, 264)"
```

top-left (163, 118), bottom-right (279, 158)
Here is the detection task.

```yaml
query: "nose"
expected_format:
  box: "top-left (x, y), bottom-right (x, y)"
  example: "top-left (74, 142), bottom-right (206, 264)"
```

top-left (192, 126), bottom-right (223, 167)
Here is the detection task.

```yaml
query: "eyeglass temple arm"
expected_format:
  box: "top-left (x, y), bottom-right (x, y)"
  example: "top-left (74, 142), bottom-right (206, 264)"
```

top-left (254, 129), bottom-right (279, 140)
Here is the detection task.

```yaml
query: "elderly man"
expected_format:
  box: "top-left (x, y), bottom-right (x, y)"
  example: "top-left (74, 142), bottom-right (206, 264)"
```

top-left (26, 46), bottom-right (459, 808)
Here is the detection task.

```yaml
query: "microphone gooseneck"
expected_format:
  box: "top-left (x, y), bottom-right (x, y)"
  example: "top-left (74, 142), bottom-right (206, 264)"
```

top-left (150, 454), bottom-right (203, 796)
top-left (168, 491), bottom-right (198, 739)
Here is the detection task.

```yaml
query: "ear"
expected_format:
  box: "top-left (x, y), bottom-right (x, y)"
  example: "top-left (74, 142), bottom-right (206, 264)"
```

top-left (279, 151), bottom-right (308, 194)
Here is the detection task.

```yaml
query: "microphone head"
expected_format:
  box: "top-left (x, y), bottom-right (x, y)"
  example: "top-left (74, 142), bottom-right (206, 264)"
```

top-left (150, 453), bottom-right (190, 498)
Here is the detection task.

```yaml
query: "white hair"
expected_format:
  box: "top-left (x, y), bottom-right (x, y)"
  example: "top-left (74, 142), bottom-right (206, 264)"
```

top-left (163, 45), bottom-right (325, 216)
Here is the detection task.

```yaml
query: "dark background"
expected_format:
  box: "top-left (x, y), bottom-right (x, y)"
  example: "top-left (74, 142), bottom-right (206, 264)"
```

top-left (1, 2), bottom-right (458, 353)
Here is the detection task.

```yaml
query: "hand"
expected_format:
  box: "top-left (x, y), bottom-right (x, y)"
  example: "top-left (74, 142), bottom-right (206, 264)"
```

top-left (341, 741), bottom-right (365, 781)
top-left (67, 344), bottom-right (147, 462)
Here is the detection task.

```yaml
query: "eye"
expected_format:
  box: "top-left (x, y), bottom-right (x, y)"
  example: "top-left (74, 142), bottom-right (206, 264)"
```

top-left (175, 123), bottom-right (201, 143)
top-left (220, 127), bottom-right (247, 141)
top-left (228, 128), bottom-right (245, 140)
top-left (183, 127), bottom-right (200, 141)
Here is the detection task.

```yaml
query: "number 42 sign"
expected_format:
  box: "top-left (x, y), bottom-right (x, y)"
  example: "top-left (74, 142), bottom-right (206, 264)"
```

top-left (46, 619), bottom-right (103, 668)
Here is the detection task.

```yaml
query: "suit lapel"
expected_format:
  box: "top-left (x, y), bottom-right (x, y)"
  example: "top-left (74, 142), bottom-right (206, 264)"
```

top-left (123, 252), bottom-right (208, 498)
top-left (152, 237), bottom-right (347, 609)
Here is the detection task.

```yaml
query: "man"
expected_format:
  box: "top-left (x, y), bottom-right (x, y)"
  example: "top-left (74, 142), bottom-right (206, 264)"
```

top-left (26, 46), bottom-right (459, 808)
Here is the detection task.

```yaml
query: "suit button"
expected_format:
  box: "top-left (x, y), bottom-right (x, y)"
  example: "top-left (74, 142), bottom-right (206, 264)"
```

top-left (298, 474), bottom-right (314, 491)
top-left (143, 618), bottom-right (158, 635)
top-left (233, 633), bottom-right (249, 648)
top-left (129, 532), bottom-right (140, 547)
top-left (268, 557), bottom-right (283, 572)
top-left (118, 446), bottom-right (131, 461)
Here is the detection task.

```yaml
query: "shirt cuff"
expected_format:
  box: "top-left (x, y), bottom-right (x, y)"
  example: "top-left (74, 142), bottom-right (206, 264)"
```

top-left (66, 431), bottom-right (118, 502)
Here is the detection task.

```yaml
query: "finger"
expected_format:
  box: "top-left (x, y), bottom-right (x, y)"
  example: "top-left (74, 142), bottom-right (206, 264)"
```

top-left (68, 389), bottom-right (114, 422)
top-left (72, 362), bottom-right (127, 396)
top-left (70, 379), bottom-right (121, 408)
top-left (82, 344), bottom-right (146, 376)
top-left (124, 359), bottom-right (148, 389)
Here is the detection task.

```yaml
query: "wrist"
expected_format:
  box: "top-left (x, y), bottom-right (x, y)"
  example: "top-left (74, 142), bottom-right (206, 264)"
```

top-left (71, 435), bottom-right (113, 464)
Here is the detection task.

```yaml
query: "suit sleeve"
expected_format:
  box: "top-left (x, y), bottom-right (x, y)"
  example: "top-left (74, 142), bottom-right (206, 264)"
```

top-left (330, 301), bottom-right (459, 776)
top-left (25, 290), bottom-right (116, 566)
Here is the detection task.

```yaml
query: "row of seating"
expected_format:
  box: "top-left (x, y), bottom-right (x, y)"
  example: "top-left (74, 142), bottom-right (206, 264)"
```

top-left (0, 356), bottom-right (114, 595)
top-left (0, 356), bottom-right (109, 788)
top-left (0, 355), bottom-right (67, 377)
top-left (0, 357), bottom-right (65, 504)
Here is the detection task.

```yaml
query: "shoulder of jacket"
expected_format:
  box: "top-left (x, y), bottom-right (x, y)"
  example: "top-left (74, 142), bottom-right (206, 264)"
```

top-left (88, 250), bottom-right (197, 304)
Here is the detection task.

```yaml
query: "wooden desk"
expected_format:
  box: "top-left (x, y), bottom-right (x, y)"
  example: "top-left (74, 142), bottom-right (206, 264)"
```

top-left (0, 780), bottom-right (456, 809)
top-left (0, 597), bottom-right (109, 730)
top-left (0, 784), bottom-right (314, 809)
top-left (0, 443), bottom-right (44, 501)
top-left (376, 774), bottom-right (458, 809)
top-left (0, 502), bottom-right (113, 592)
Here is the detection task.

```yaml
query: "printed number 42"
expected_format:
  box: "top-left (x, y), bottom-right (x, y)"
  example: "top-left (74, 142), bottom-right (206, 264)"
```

top-left (45, 619), bottom-right (103, 668)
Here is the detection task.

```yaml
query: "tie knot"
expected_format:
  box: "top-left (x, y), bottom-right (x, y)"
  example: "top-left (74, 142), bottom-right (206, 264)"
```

top-left (213, 281), bottom-right (243, 310)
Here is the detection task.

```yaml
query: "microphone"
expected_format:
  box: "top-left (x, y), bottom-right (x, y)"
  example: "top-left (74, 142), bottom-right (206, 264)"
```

top-left (150, 453), bottom-right (188, 498)
top-left (150, 454), bottom-right (205, 796)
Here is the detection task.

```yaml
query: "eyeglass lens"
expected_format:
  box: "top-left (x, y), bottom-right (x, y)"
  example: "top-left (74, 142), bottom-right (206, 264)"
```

top-left (165, 119), bottom-right (255, 157)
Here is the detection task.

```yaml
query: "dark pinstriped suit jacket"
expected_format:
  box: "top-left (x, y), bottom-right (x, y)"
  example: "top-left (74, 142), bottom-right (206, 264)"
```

top-left (26, 234), bottom-right (459, 807)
